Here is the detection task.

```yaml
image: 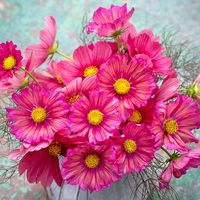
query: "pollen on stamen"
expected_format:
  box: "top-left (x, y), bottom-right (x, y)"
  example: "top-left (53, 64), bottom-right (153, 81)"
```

top-left (83, 66), bottom-right (98, 77)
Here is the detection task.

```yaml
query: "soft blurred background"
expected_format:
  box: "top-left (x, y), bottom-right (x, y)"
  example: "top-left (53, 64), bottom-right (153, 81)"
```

top-left (0, 0), bottom-right (200, 199)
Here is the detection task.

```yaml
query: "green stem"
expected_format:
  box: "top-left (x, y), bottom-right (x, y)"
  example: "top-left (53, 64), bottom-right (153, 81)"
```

top-left (161, 147), bottom-right (172, 158)
top-left (20, 67), bottom-right (41, 86)
top-left (116, 37), bottom-right (121, 54)
top-left (56, 50), bottom-right (73, 61)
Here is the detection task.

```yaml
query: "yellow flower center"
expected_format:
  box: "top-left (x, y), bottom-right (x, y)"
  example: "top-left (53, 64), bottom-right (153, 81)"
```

top-left (68, 94), bottom-right (81, 104)
top-left (123, 139), bottom-right (137, 154)
top-left (164, 119), bottom-right (178, 134)
top-left (57, 75), bottom-right (63, 84)
top-left (84, 154), bottom-right (100, 169)
top-left (128, 110), bottom-right (142, 124)
top-left (87, 109), bottom-right (103, 126)
top-left (48, 142), bottom-right (62, 157)
top-left (31, 107), bottom-right (47, 123)
top-left (83, 66), bottom-right (98, 77)
top-left (113, 78), bottom-right (131, 95)
top-left (3, 56), bottom-right (16, 70)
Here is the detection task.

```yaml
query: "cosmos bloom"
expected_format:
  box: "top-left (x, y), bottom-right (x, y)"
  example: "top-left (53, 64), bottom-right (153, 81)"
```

top-left (97, 55), bottom-right (156, 120)
top-left (58, 41), bottom-right (113, 85)
top-left (34, 60), bottom-right (65, 90)
top-left (24, 16), bottom-right (57, 70)
top-left (127, 33), bottom-right (173, 76)
top-left (159, 148), bottom-right (200, 189)
top-left (0, 71), bottom-right (29, 94)
top-left (152, 95), bottom-right (199, 152)
top-left (127, 99), bottom-right (165, 126)
top-left (87, 4), bottom-right (134, 37)
top-left (0, 41), bottom-right (22, 79)
top-left (6, 84), bottom-right (69, 146)
top-left (69, 90), bottom-right (120, 144)
top-left (9, 128), bottom-right (85, 186)
top-left (60, 76), bottom-right (96, 105)
top-left (114, 122), bottom-right (155, 173)
top-left (61, 143), bottom-right (121, 192)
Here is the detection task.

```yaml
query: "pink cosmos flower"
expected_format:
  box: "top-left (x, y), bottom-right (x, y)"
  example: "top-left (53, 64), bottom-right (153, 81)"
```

top-left (0, 41), bottom-right (22, 79)
top-left (97, 55), bottom-right (156, 120)
top-left (24, 16), bottom-right (57, 70)
top-left (34, 60), bottom-right (65, 90)
top-left (114, 122), bottom-right (155, 173)
top-left (159, 148), bottom-right (200, 189)
top-left (0, 71), bottom-right (29, 94)
top-left (152, 95), bottom-right (199, 152)
top-left (6, 84), bottom-right (69, 146)
top-left (68, 90), bottom-right (120, 144)
top-left (58, 41), bottom-right (113, 85)
top-left (87, 4), bottom-right (134, 37)
top-left (127, 99), bottom-right (165, 126)
top-left (127, 33), bottom-right (173, 76)
top-left (61, 143), bottom-right (121, 192)
top-left (60, 76), bottom-right (96, 105)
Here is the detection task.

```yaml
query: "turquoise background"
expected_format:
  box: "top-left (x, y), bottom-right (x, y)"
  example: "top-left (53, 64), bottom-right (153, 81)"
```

top-left (0, 0), bottom-right (200, 199)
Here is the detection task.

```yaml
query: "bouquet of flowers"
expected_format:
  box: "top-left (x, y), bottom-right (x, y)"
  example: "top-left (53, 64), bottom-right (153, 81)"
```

top-left (1, 3), bottom-right (200, 198)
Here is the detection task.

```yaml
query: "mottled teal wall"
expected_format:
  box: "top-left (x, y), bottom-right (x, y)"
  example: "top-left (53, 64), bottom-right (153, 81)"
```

top-left (0, 0), bottom-right (200, 199)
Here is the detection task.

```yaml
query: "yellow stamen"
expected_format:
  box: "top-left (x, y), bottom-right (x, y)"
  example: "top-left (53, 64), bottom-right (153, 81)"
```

top-left (164, 119), bottom-right (178, 134)
top-left (57, 75), bottom-right (63, 84)
top-left (31, 107), bottom-right (47, 123)
top-left (128, 110), bottom-right (142, 124)
top-left (83, 66), bottom-right (98, 77)
top-left (113, 78), bottom-right (131, 95)
top-left (84, 154), bottom-right (100, 169)
top-left (123, 139), bottom-right (137, 154)
top-left (68, 94), bottom-right (81, 104)
top-left (3, 56), bottom-right (16, 70)
top-left (87, 109), bottom-right (103, 126)
top-left (48, 142), bottom-right (62, 157)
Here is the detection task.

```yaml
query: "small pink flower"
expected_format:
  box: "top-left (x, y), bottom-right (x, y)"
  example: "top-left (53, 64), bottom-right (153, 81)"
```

top-left (69, 90), bottom-right (120, 144)
top-left (6, 84), bottom-right (69, 146)
top-left (60, 77), bottom-right (96, 105)
top-left (0, 71), bottom-right (29, 94)
top-left (87, 4), bottom-right (134, 37)
top-left (0, 41), bottom-right (22, 79)
top-left (24, 16), bottom-right (57, 71)
top-left (58, 41), bottom-right (113, 85)
top-left (61, 143), bottom-right (121, 192)
top-left (114, 122), bottom-right (155, 173)
top-left (35, 60), bottom-right (65, 90)
top-left (97, 55), bottom-right (156, 120)
top-left (159, 148), bottom-right (200, 189)
top-left (127, 33), bottom-right (173, 76)
top-left (152, 95), bottom-right (199, 152)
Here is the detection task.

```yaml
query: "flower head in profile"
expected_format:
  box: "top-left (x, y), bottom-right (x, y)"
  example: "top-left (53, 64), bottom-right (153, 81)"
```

top-left (152, 95), bottom-right (199, 152)
top-left (24, 16), bottom-right (57, 71)
top-left (35, 60), bottom-right (65, 90)
top-left (127, 33), bottom-right (173, 76)
top-left (69, 90), bottom-right (120, 144)
top-left (159, 148), bottom-right (200, 189)
top-left (0, 41), bottom-right (22, 79)
top-left (61, 143), bottom-right (121, 192)
top-left (6, 84), bottom-right (69, 146)
top-left (114, 122), bottom-right (155, 173)
top-left (58, 41), bottom-right (113, 84)
top-left (0, 71), bottom-right (29, 94)
top-left (87, 4), bottom-right (134, 37)
top-left (97, 55), bottom-right (156, 120)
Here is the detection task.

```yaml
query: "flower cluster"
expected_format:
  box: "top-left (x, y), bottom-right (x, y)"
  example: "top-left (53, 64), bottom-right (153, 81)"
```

top-left (1, 3), bottom-right (200, 192)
